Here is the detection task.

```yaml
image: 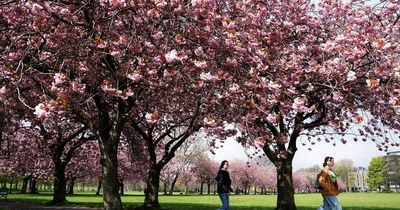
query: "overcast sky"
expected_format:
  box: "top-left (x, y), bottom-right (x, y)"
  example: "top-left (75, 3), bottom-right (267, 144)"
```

top-left (208, 137), bottom-right (392, 171)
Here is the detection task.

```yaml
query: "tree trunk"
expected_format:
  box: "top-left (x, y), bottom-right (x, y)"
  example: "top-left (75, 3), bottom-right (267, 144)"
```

top-left (163, 182), bottom-right (167, 195)
top-left (52, 165), bottom-right (67, 204)
top-left (213, 183), bottom-right (216, 194)
top-left (21, 176), bottom-right (29, 194)
top-left (275, 160), bottom-right (296, 210)
top-left (29, 177), bottom-right (38, 194)
top-left (8, 177), bottom-right (13, 193)
top-left (200, 181), bottom-right (204, 195)
top-left (143, 169), bottom-right (161, 210)
top-left (14, 180), bottom-right (18, 191)
top-left (169, 174), bottom-right (179, 195)
top-left (207, 183), bottom-right (211, 195)
top-left (119, 180), bottom-right (124, 196)
top-left (98, 137), bottom-right (122, 210)
top-left (67, 177), bottom-right (76, 195)
top-left (184, 184), bottom-right (188, 195)
top-left (96, 178), bottom-right (102, 195)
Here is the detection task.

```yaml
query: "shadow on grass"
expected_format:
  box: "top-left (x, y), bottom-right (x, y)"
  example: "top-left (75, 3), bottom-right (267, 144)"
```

top-left (2, 201), bottom-right (400, 210)
top-left (123, 203), bottom-right (400, 210)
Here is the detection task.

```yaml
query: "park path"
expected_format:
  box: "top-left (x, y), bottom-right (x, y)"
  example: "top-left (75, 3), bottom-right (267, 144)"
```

top-left (0, 201), bottom-right (101, 210)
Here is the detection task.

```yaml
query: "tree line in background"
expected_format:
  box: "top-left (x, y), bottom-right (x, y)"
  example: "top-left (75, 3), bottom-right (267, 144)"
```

top-left (2, 135), bottom-right (398, 199)
top-left (1, 0), bottom-right (399, 210)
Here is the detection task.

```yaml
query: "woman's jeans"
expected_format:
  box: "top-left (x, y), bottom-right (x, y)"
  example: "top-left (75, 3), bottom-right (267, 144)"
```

top-left (317, 195), bottom-right (342, 210)
top-left (218, 193), bottom-right (230, 210)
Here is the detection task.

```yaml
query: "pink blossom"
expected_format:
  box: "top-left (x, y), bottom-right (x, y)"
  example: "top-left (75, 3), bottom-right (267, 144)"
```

top-left (53, 73), bottom-right (68, 85)
top-left (101, 80), bottom-right (116, 93)
top-left (229, 83), bottom-right (240, 93)
top-left (292, 97), bottom-right (308, 113)
top-left (151, 31), bottom-right (164, 40)
top-left (144, 41), bottom-right (155, 50)
top-left (27, 2), bottom-right (44, 15)
top-left (128, 71), bottom-right (143, 82)
top-left (321, 40), bottom-right (336, 51)
top-left (194, 47), bottom-right (205, 57)
top-left (266, 114), bottom-right (277, 124)
top-left (34, 103), bottom-right (53, 118)
top-left (147, 8), bottom-right (161, 18)
top-left (226, 57), bottom-right (238, 67)
top-left (0, 87), bottom-right (6, 101)
top-left (194, 60), bottom-right (207, 69)
top-left (111, 0), bottom-right (127, 8)
top-left (165, 49), bottom-right (181, 63)
top-left (200, 72), bottom-right (218, 81)
top-left (117, 89), bottom-right (134, 100)
top-left (347, 71), bottom-right (356, 81)
top-left (268, 81), bottom-right (281, 89)
top-left (71, 81), bottom-right (86, 93)
top-left (77, 62), bottom-right (89, 72)
top-left (203, 116), bottom-right (215, 125)
top-left (155, 0), bottom-right (167, 8)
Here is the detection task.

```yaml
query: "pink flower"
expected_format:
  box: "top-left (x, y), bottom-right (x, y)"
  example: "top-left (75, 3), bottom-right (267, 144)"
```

top-left (194, 60), bottom-right (207, 69)
top-left (127, 71), bottom-right (143, 82)
top-left (203, 116), bottom-right (215, 125)
top-left (165, 49), bottom-right (182, 63)
top-left (101, 80), bottom-right (116, 93)
top-left (0, 87), bottom-right (6, 101)
top-left (229, 83), bottom-right (240, 93)
top-left (200, 72), bottom-right (217, 81)
top-left (53, 73), bottom-right (68, 85)
top-left (71, 81), bottom-right (86, 93)
top-left (34, 103), bottom-right (53, 118)
top-left (292, 97), bottom-right (308, 113)
top-left (77, 62), bottom-right (89, 72)
top-left (347, 71), bottom-right (356, 81)
top-left (226, 58), bottom-right (238, 67)
top-left (151, 31), bottom-right (164, 40)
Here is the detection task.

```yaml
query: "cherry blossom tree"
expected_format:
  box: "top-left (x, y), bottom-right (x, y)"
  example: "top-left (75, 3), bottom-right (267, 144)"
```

top-left (0, 125), bottom-right (53, 193)
top-left (253, 166), bottom-right (277, 194)
top-left (35, 116), bottom-right (96, 204)
top-left (178, 171), bottom-right (197, 195)
top-left (65, 141), bottom-right (101, 195)
top-left (202, 0), bottom-right (400, 209)
top-left (230, 160), bottom-right (256, 194)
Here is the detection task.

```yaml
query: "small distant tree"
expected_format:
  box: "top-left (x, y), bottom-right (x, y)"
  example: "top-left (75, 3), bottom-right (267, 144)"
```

top-left (335, 159), bottom-right (354, 192)
top-left (366, 157), bottom-right (388, 192)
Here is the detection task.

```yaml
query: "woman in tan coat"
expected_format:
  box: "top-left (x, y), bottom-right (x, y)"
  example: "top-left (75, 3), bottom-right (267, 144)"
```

top-left (317, 156), bottom-right (342, 210)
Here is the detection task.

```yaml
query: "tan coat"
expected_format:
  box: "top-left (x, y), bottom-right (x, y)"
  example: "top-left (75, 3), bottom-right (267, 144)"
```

top-left (319, 169), bottom-right (339, 196)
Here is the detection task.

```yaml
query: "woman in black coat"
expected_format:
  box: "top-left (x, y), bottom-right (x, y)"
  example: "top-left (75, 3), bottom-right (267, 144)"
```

top-left (215, 160), bottom-right (232, 210)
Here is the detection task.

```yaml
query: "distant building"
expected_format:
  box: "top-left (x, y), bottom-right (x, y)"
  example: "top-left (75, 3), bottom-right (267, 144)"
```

top-left (384, 151), bottom-right (400, 192)
top-left (352, 167), bottom-right (368, 192)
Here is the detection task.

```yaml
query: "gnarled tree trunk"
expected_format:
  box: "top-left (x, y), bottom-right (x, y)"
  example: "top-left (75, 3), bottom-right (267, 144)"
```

top-left (275, 159), bottom-right (296, 210)
top-left (98, 136), bottom-right (121, 210)
top-left (52, 165), bottom-right (67, 204)
top-left (143, 169), bottom-right (161, 210)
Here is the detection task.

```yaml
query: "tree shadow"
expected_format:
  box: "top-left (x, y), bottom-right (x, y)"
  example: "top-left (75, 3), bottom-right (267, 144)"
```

top-left (123, 203), bottom-right (400, 210)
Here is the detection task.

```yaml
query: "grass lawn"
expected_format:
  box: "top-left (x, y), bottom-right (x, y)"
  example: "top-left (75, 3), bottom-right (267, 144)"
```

top-left (2, 192), bottom-right (400, 210)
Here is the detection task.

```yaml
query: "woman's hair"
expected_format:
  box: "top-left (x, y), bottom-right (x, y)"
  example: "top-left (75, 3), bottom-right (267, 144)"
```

top-left (323, 156), bottom-right (334, 167)
top-left (219, 160), bottom-right (229, 170)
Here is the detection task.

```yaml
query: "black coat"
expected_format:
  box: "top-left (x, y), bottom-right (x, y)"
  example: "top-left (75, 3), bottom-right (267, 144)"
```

top-left (215, 170), bottom-right (232, 194)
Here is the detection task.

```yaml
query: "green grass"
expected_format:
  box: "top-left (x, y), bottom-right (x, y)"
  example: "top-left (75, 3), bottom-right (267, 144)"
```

top-left (2, 192), bottom-right (400, 210)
